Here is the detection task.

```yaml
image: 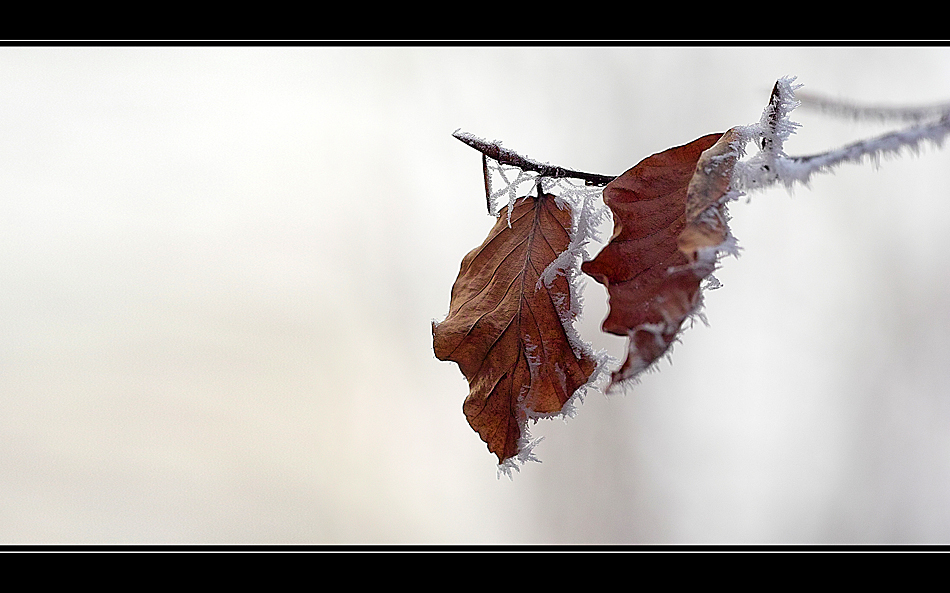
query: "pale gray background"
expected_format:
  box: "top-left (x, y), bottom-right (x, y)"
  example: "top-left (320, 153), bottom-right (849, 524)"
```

top-left (2, 46), bottom-right (950, 544)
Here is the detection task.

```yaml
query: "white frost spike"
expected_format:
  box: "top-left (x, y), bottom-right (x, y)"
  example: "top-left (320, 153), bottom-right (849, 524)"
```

top-left (497, 434), bottom-right (543, 480)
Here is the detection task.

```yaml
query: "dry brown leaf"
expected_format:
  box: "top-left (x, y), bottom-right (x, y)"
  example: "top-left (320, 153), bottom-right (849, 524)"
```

top-left (581, 132), bottom-right (739, 387)
top-left (433, 193), bottom-right (599, 464)
top-left (679, 128), bottom-right (742, 262)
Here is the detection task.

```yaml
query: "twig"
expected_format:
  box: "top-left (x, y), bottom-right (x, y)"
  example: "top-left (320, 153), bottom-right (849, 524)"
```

top-left (481, 153), bottom-right (491, 213)
top-left (733, 77), bottom-right (950, 192)
top-left (797, 91), bottom-right (950, 123)
top-left (781, 114), bottom-right (950, 184)
top-left (453, 130), bottom-right (616, 187)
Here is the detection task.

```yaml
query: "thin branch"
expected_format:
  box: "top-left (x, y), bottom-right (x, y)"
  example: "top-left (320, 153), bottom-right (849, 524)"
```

top-left (780, 114), bottom-right (950, 185)
top-left (760, 81), bottom-right (781, 151)
top-left (453, 129), bottom-right (616, 187)
top-left (797, 91), bottom-right (950, 123)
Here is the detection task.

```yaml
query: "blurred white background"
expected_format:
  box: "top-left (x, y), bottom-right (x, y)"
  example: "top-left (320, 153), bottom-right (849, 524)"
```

top-left (2, 46), bottom-right (950, 544)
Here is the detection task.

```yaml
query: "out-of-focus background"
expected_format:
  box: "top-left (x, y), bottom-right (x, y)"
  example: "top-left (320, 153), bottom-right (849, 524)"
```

top-left (3, 46), bottom-right (950, 544)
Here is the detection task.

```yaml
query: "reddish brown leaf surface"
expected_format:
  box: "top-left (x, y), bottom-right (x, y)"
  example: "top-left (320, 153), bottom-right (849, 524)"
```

top-left (581, 132), bottom-right (738, 387)
top-left (433, 193), bottom-right (598, 464)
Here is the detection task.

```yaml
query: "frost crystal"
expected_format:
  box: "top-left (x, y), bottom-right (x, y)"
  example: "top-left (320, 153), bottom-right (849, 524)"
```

top-left (485, 159), bottom-right (541, 225)
top-left (497, 434), bottom-right (543, 479)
